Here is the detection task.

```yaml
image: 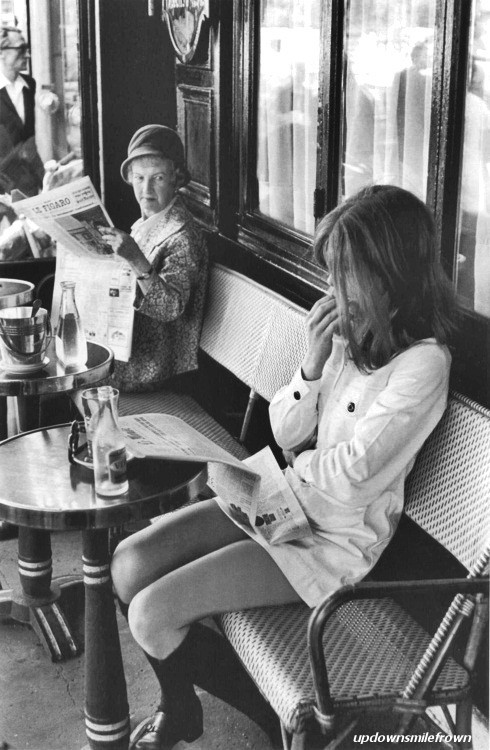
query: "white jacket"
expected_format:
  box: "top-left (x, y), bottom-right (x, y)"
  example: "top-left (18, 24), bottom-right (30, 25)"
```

top-left (264, 335), bottom-right (451, 606)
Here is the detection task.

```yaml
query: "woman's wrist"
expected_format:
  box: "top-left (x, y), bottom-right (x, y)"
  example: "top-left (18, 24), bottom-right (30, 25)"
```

top-left (301, 359), bottom-right (323, 381)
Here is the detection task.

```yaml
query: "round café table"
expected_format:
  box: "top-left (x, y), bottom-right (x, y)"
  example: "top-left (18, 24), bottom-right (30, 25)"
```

top-left (0, 338), bottom-right (114, 438)
top-left (0, 340), bottom-right (114, 660)
top-left (0, 423), bottom-right (207, 750)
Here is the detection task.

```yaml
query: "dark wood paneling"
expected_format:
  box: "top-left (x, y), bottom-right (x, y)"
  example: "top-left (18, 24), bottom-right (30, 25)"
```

top-left (177, 84), bottom-right (213, 206)
top-left (97, 0), bottom-right (177, 232)
top-left (174, 1), bottom-right (221, 229)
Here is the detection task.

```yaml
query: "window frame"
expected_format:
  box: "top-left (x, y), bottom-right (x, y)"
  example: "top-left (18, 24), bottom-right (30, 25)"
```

top-left (232, 0), bottom-right (327, 289)
top-left (232, 0), bottom-right (489, 328)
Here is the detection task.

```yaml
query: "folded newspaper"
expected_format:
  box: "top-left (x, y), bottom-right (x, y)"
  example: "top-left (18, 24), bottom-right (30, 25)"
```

top-left (120, 413), bottom-right (312, 545)
top-left (14, 177), bottom-right (136, 362)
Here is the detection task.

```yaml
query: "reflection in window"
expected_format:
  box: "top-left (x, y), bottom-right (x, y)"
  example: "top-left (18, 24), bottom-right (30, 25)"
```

top-left (0, 0), bottom-right (83, 262)
top-left (256, 0), bottom-right (320, 235)
top-left (456, 0), bottom-right (490, 317)
top-left (343, 0), bottom-right (436, 201)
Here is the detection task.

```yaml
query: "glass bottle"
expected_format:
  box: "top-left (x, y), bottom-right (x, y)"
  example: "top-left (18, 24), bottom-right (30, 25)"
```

top-left (56, 281), bottom-right (88, 369)
top-left (92, 386), bottom-right (128, 497)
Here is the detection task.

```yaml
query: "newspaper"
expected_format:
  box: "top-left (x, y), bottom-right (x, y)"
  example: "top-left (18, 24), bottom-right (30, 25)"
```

top-left (51, 246), bottom-right (136, 362)
top-left (14, 177), bottom-right (137, 362)
top-left (210, 447), bottom-right (312, 544)
top-left (120, 413), bottom-right (312, 545)
top-left (13, 176), bottom-right (114, 257)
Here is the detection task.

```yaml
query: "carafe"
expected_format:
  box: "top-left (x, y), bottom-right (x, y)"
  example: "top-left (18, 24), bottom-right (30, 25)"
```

top-left (56, 281), bottom-right (87, 368)
top-left (92, 386), bottom-right (128, 497)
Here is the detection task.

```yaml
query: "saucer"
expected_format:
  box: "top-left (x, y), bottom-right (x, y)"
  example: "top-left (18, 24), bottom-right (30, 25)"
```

top-left (73, 443), bottom-right (135, 470)
top-left (0, 356), bottom-right (50, 375)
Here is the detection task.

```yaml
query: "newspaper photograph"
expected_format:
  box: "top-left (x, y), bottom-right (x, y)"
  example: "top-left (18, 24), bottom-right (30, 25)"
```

top-left (211, 446), bottom-right (312, 545)
top-left (121, 413), bottom-right (312, 546)
top-left (12, 176), bottom-right (114, 258)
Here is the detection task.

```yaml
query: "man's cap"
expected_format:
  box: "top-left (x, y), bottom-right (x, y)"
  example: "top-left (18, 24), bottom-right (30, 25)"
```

top-left (0, 26), bottom-right (25, 50)
top-left (120, 124), bottom-right (190, 185)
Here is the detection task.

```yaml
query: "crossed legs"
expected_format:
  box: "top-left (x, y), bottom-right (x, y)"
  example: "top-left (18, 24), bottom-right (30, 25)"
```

top-left (111, 498), bottom-right (300, 658)
top-left (111, 499), bottom-right (300, 749)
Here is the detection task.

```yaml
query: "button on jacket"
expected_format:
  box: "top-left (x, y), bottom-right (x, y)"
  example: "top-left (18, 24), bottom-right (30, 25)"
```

top-left (265, 335), bottom-right (451, 606)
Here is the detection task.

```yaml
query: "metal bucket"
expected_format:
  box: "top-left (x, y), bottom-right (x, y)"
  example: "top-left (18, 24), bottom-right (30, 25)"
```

top-left (0, 306), bottom-right (51, 366)
top-left (0, 278), bottom-right (35, 309)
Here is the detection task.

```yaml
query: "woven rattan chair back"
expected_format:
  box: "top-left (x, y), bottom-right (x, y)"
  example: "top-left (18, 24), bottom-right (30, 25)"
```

top-left (405, 392), bottom-right (490, 571)
top-left (200, 265), bottom-right (309, 443)
top-left (200, 264), bottom-right (308, 400)
top-left (200, 265), bottom-right (274, 390)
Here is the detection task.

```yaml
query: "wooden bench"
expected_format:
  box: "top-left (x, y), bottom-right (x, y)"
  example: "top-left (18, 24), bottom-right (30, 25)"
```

top-left (119, 263), bottom-right (490, 749)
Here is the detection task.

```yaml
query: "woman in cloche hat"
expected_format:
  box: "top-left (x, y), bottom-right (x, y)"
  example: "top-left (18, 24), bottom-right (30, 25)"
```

top-left (99, 124), bottom-right (207, 394)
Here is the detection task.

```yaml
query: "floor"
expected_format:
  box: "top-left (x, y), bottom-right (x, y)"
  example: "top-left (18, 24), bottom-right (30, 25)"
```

top-left (0, 530), bottom-right (488, 750)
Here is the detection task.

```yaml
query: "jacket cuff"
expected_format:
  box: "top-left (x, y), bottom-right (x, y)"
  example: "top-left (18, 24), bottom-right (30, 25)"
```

top-left (288, 367), bottom-right (322, 401)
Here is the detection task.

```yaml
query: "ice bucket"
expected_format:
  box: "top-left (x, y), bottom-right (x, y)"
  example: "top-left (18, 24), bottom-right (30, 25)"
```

top-left (0, 278), bottom-right (34, 309)
top-left (0, 305), bottom-right (50, 366)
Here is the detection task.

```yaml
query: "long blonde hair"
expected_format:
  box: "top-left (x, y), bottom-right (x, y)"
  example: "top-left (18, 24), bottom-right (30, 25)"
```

top-left (314, 185), bottom-right (458, 370)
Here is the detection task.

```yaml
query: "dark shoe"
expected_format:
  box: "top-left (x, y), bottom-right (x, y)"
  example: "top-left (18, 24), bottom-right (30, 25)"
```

top-left (129, 702), bottom-right (203, 750)
top-left (0, 521), bottom-right (18, 541)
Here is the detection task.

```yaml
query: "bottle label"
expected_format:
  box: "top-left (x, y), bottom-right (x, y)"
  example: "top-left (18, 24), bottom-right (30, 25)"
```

top-left (107, 447), bottom-right (127, 484)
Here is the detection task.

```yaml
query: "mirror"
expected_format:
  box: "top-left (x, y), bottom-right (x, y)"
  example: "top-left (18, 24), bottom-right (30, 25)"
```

top-left (0, 0), bottom-right (83, 263)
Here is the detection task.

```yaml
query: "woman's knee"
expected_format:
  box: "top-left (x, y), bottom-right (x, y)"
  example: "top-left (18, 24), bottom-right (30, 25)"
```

top-left (128, 584), bottom-right (181, 656)
top-left (111, 535), bottom-right (147, 603)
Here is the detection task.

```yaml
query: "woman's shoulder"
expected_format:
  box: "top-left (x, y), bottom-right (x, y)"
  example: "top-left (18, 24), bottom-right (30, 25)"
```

top-left (390, 338), bottom-right (451, 376)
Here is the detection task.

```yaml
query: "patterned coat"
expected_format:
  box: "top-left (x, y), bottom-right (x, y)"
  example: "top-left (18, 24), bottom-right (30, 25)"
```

top-left (110, 196), bottom-right (208, 393)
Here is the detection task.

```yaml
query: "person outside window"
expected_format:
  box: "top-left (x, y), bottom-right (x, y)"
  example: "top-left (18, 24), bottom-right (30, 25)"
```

top-left (0, 25), bottom-right (43, 197)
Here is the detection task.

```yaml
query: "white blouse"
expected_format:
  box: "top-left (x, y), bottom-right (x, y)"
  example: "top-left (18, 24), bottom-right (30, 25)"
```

top-left (264, 335), bottom-right (451, 606)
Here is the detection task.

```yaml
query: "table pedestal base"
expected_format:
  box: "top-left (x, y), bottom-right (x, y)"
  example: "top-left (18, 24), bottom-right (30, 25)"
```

top-left (0, 575), bottom-right (82, 661)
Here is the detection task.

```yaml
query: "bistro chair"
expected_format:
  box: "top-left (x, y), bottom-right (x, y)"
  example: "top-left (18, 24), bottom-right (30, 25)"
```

top-left (217, 392), bottom-right (490, 749)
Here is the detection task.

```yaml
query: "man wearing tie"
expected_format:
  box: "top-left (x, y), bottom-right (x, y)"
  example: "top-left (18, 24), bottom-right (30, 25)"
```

top-left (0, 25), bottom-right (43, 196)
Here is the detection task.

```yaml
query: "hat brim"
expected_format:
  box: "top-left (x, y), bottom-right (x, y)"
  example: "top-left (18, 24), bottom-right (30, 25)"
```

top-left (120, 147), bottom-right (191, 186)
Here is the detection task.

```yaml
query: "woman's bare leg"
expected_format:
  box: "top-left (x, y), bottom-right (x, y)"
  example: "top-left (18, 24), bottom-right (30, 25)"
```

top-left (111, 498), bottom-right (250, 603)
top-left (128, 536), bottom-right (301, 658)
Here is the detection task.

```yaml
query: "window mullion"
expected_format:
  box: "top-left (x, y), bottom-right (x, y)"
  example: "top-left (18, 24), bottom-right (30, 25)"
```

top-left (430, 0), bottom-right (471, 280)
top-left (317, 0), bottom-right (344, 217)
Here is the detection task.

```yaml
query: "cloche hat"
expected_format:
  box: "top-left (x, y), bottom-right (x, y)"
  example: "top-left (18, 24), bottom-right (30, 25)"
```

top-left (120, 124), bottom-right (191, 185)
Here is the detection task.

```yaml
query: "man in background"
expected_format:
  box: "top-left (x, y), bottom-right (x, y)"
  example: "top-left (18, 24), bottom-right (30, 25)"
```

top-left (0, 25), bottom-right (43, 197)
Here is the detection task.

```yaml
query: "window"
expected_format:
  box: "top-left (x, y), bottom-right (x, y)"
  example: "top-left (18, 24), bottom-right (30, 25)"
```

top-left (342, 1), bottom-right (436, 201)
top-left (257, 0), bottom-right (320, 235)
top-left (234, 0), bottom-right (490, 320)
top-left (455, 0), bottom-right (490, 316)
top-left (0, 0), bottom-right (84, 263)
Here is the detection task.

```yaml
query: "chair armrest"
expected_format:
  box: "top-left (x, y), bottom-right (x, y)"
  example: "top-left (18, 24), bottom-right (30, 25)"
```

top-left (307, 576), bottom-right (489, 728)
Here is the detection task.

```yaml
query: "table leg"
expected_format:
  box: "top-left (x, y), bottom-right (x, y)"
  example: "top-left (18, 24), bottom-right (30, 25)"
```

top-left (0, 395), bottom-right (7, 441)
top-left (82, 528), bottom-right (130, 750)
top-left (16, 394), bottom-right (41, 433)
top-left (2, 527), bottom-right (82, 661)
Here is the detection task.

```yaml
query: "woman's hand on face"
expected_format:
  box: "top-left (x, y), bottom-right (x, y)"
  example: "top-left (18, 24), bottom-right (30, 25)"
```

top-left (98, 227), bottom-right (144, 267)
top-left (301, 294), bottom-right (339, 381)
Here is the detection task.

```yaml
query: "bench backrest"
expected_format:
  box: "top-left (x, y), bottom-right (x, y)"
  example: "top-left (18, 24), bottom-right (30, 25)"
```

top-left (200, 263), bottom-right (309, 401)
top-left (405, 391), bottom-right (490, 572)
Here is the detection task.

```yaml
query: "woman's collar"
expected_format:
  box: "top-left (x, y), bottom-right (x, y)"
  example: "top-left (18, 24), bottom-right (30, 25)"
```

top-left (131, 195), bottom-right (179, 232)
